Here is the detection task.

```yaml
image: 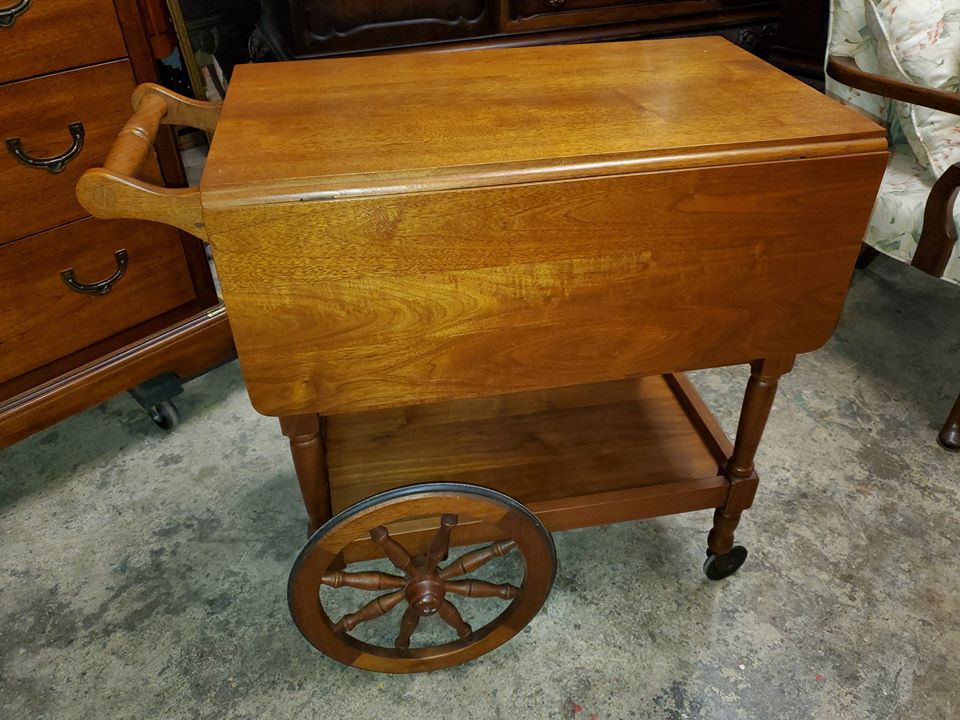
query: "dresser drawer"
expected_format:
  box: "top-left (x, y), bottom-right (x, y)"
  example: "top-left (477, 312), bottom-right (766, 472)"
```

top-left (0, 217), bottom-right (197, 384)
top-left (512, 0), bottom-right (651, 13)
top-left (0, 60), bottom-right (163, 246)
top-left (263, 0), bottom-right (495, 55)
top-left (506, 0), bottom-right (733, 30)
top-left (0, 0), bottom-right (126, 85)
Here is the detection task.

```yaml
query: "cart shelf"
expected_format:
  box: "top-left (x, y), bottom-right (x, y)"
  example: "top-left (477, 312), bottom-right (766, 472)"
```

top-left (327, 374), bottom-right (734, 561)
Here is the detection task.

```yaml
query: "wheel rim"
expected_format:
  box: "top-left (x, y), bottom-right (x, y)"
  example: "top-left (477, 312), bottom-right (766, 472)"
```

top-left (288, 483), bottom-right (556, 673)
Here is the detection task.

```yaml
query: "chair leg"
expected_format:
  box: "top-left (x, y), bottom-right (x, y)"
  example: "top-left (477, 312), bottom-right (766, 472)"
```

top-left (855, 243), bottom-right (880, 269)
top-left (938, 392), bottom-right (960, 452)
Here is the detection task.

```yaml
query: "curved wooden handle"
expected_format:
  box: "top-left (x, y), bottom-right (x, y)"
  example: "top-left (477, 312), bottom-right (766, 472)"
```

top-left (76, 83), bottom-right (222, 241)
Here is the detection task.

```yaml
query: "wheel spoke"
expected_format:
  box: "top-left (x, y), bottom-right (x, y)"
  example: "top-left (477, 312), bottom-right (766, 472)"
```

top-left (444, 579), bottom-right (520, 600)
top-left (321, 570), bottom-right (406, 591)
top-left (333, 590), bottom-right (404, 633)
top-left (394, 605), bottom-right (421, 651)
top-left (369, 526), bottom-right (416, 576)
top-left (437, 599), bottom-right (472, 640)
top-left (440, 539), bottom-right (517, 579)
top-left (426, 514), bottom-right (458, 568)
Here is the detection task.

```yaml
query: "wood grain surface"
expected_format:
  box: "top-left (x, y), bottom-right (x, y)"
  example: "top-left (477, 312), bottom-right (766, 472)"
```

top-left (326, 375), bottom-right (724, 513)
top-left (0, 60), bottom-right (163, 245)
top-left (201, 36), bottom-right (885, 206)
top-left (207, 152), bottom-right (887, 416)
top-left (0, 308), bottom-right (233, 448)
top-left (0, 0), bottom-right (126, 85)
top-left (0, 217), bottom-right (196, 384)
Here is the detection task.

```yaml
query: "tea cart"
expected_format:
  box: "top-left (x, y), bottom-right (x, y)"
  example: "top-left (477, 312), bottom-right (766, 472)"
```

top-left (78, 37), bottom-right (887, 673)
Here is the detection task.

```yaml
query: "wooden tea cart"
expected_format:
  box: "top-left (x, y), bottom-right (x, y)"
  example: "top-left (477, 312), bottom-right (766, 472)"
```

top-left (77, 37), bottom-right (887, 673)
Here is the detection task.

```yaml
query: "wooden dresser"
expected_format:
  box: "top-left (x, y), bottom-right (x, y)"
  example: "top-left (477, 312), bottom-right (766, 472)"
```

top-left (257, 0), bottom-right (785, 59)
top-left (0, 0), bottom-right (234, 447)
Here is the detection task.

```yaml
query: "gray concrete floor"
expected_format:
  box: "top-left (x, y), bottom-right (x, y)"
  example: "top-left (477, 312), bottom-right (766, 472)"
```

top-left (1, 255), bottom-right (958, 719)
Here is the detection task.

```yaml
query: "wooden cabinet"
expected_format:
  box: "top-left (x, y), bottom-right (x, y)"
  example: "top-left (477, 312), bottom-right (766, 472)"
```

top-left (0, 0), bottom-right (234, 446)
top-left (0, 0), bottom-right (125, 83)
top-left (258, 0), bottom-right (784, 58)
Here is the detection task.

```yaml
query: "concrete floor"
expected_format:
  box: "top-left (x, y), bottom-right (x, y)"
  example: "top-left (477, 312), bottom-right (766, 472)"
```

top-left (1, 255), bottom-right (958, 719)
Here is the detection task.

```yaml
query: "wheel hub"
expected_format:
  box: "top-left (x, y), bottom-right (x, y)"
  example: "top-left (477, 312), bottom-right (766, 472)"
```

top-left (405, 576), bottom-right (445, 615)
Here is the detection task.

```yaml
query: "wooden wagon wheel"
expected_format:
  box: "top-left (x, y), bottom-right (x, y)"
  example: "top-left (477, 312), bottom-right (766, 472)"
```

top-left (288, 483), bottom-right (556, 673)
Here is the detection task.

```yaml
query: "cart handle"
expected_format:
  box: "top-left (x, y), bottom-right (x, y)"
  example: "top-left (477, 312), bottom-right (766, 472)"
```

top-left (76, 83), bottom-right (222, 241)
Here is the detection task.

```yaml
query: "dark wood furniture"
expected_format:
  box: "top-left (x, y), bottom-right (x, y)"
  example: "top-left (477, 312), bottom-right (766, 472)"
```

top-left (257, 0), bottom-right (785, 59)
top-left (827, 55), bottom-right (960, 451)
top-left (0, 0), bottom-right (234, 447)
top-left (766, 0), bottom-right (827, 86)
top-left (79, 38), bottom-right (886, 672)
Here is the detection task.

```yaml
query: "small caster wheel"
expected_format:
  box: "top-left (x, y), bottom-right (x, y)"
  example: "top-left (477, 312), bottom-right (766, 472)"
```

top-left (147, 400), bottom-right (179, 430)
top-left (703, 545), bottom-right (748, 581)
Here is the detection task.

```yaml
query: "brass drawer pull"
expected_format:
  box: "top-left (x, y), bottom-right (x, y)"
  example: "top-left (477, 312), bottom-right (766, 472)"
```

top-left (61, 249), bottom-right (128, 295)
top-left (7, 121), bottom-right (85, 174)
top-left (0, 0), bottom-right (31, 28)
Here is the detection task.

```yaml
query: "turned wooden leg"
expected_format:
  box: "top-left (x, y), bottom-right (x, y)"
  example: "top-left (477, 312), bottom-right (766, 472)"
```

top-left (706, 356), bottom-right (794, 576)
top-left (938, 392), bottom-right (960, 452)
top-left (280, 413), bottom-right (332, 536)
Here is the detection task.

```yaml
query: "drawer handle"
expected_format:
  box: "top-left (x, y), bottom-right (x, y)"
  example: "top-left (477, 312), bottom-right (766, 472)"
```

top-left (0, 0), bottom-right (31, 28)
top-left (61, 249), bottom-right (128, 295)
top-left (6, 122), bottom-right (85, 174)
top-left (76, 83), bottom-right (222, 241)
top-left (547, 0), bottom-right (565, 6)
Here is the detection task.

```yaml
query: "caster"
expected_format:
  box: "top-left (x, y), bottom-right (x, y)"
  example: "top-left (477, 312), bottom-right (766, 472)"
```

top-left (288, 483), bottom-right (556, 673)
top-left (129, 372), bottom-right (184, 432)
top-left (703, 545), bottom-right (748, 581)
top-left (147, 400), bottom-right (179, 430)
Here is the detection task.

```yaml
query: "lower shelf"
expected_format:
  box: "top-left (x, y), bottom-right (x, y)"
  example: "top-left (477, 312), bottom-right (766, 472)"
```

top-left (326, 374), bottom-right (737, 561)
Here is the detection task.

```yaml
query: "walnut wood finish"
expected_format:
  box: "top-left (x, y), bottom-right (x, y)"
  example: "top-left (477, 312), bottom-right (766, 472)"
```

top-left (259, 0), bottom-right (782, 58)
top-left (327, 376), bottom-right (724, 513)
top-left (913, 162), bottom-right (960, 278)
top-left (288, 484), bottom-right (555, 672)
top-left (0, 61), bottom-right (164, 245)
top-left (0, 218), bottom-right (196, 385)
top-left (279, 414), bottom-right (332, 535)
top-left (0, 308), bottom-right (233, 447)
top-left (707, 356), bottom-right (793, 556)
top-left (502, 0), bottom-right (770, 33)
top-left (202, 38), bottom-right (882, 206)
top-left (198, 40), bottom-right (885, 418)
top-left (210, 154), bottom-right (883, 417)
top-left (827, 56), bottom-right (960, 118)
top-left (83, 38), bottom-right (888, 668)
top-left (0, 0), bottom-right (126, 85)
top-left (76, 84), bottom-right (222, 241)
top-left (1, 0), bottom-right (231, 447)
top-left (765, 0), bottom-right (826, 84)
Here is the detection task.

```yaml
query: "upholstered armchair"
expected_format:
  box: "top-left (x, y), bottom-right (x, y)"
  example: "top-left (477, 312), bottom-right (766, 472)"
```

top-left (825, 0), bottom-right (960, 450)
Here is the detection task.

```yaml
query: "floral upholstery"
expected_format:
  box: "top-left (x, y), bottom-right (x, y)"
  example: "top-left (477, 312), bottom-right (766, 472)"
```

top-left (826, 0), bottom-right (889, 125)
top-left (826, 0), bottom-right (960, 285)
top-left (868, 142), bottom-right (960, 284)
top-left (865, 0), bottom-right (960, 177)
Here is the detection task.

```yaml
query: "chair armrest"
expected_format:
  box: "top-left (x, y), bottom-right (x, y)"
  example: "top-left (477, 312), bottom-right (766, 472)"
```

top-left (914, 162), bottom-right (960, 277)
top-left (827, 56), bottom-right (960, 116)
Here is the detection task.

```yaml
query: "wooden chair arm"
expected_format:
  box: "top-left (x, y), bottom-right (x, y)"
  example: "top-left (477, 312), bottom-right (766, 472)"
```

top-left (827, 56), bottom-right (960, 116)
top-left (914, 161), bottom-right (960, 277)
